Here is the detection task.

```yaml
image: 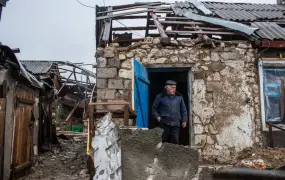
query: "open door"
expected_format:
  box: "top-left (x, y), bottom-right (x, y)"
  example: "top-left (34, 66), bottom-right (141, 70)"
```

top-left (134, 59), bottom-right (149, 128)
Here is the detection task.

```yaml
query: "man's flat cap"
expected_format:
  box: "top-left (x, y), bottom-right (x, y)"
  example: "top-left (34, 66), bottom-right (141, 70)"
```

top-left (165, 80), bottom-right (177, 86)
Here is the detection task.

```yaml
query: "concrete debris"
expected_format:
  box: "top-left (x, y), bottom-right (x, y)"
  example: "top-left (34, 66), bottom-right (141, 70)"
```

top-left (93, 112), bottom-right (122, 180)
top-left (19, 138), bottom-right (89, 180)
top-left (121, 128), bottom-right (199, 180)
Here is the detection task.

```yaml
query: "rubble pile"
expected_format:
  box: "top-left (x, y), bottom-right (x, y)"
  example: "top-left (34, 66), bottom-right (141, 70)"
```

top-left (237, 147), bottom-right (285, 168)
top-left (20, 137), bottom-right (89, 180)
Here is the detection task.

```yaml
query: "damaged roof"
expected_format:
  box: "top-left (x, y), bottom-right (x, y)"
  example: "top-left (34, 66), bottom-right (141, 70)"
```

top-left (173, 1), bottom-right (285, 22)
top-left (96, 1), bottom-right (285, 45)
top-left (0, 45), bottom-right (43, 88)
top-left (252, 22), bottom-right (285, 40)
top-left (21, 61), bottom-right (54, 75)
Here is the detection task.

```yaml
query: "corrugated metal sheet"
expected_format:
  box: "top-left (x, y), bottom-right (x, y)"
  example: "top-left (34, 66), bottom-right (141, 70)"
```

top-left (182, 11), bottom-right (258, 36)
top-left (20, 61), bottom-right (54, 75)
top-left (251, 22), bottom-right (285, 40)
top-left (173, 1), bottom-right (285, 21)
top-left (214, 9), bottom-right (257, 21)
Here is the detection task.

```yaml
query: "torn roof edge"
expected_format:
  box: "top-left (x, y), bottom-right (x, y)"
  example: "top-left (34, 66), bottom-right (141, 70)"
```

top-left (180, 9), bottom-right (259, 37)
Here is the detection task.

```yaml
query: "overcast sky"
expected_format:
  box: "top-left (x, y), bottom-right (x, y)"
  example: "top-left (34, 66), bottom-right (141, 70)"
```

top-left (0, 0), bottom-right (277, 66)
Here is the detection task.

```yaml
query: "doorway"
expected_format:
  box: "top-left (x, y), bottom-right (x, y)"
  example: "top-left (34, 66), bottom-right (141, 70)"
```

top-left (148, 68), bottom-right (190, 146)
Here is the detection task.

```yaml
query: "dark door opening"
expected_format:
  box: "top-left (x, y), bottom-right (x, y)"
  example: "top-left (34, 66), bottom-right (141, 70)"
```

top-left (148, 68), bottom-right (190, 145)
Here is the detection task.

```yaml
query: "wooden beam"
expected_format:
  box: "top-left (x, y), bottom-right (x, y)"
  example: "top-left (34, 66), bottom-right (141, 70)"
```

top-left (113, 15), bottom-right (148, 20)
top-left (57, 72), bottom-right (73, 94)
top-left (112, 26), bottom-right (156, 31)
top-left (159, 20), bottom-right (206, 26)
top-left (64, 101), bottom-right (80, 122)
top-left (97, 9), bottom-right (163, 20)
top-left (98, 2), bottom-right (164, 14)
top-left (56, 67), bottom-right (84, 75)
top-left (87, 105), bottom-right (94, 155)
top-left (0, 99), bottom-right (5, 180)
top-left (16, 97), bottom-right (34, 105)
top-left (115, 38), bottom-right (145, 43)
top-left (261, 41), bottom-right (285, 48)
top-left (102, 7), bottom-right (113, 42)
top-left (124, 105), bottom-right (129, 126)
top-left (152, 10), bottom-right (173, 13)
top-left (60, 76), bottom-right (90, 85)
top-left (89, 83), bottom-right (96, 103)
top-left (184, 26), bottom-right (227, 31)
top-left (158, 16), bottom-right (194, 20)
top-left (148, 33), bottom-right (194, 38)
top-left (112, 2), bottom-right (168, 10)
top-left (89, 101), bottom-right (129, 106)
top-left (165, 30), bottom-right (237, 35)
top-left (73, 68), bottom-right (89, 98)
top-left (281, 77), bottom-right (285, 122)
top-left (145, 12), bottom-right (150, 37)
top-left (150, 12), bottom-right (170, 44)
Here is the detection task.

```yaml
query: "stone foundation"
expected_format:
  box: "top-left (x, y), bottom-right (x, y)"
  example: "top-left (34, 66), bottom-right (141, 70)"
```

top-left (96, 37), bottom-right (262, 163)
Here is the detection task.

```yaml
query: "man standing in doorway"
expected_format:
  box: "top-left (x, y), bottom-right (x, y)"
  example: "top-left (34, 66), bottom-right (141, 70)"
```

top-left (152, 80), bottom-right (188, 144)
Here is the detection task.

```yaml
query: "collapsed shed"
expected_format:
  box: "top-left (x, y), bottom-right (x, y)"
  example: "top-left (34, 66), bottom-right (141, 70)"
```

top-left (95, 0), bottom-right (285, 163)
top-left (20, 60), bottom-right (96, 132)
top-left (0, 45), bottom-right (42, 180)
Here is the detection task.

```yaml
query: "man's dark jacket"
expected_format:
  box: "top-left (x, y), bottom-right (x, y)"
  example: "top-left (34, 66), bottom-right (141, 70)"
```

top-left (152, 90), bottom-right (187, 127)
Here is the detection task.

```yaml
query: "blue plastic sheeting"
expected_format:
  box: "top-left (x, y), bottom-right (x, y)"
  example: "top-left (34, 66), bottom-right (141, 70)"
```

top-left (263, 68), bottom-right (285, 122)
top-left (134, 59), bottom-right (149, 128)
top-left (182, 11), bottom-right (258, 36)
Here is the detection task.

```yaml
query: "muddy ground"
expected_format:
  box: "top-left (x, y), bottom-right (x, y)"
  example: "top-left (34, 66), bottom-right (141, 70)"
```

top-left (237, 147), bottom-right (285, 168)
top-left (20, 136), bottom-right (90, 180)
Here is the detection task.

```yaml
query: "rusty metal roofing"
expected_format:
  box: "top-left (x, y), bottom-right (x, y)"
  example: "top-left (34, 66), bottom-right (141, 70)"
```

top-left (0, 46), bottom-right (43, 88)
top-left (172, 1), bottom-right (285, 22)
top-left (21, 61), bottom-right (54, 75)
top-left (252, 22), bottom-right (285, 40)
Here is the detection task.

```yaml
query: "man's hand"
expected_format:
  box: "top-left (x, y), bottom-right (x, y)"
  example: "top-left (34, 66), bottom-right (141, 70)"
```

top-left (182, 122), bottom-right (187, 128)
top-left (157, 117), bottom-right (161, 122)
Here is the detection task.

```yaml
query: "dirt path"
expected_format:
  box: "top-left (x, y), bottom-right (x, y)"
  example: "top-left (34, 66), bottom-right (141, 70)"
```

top-left (20, 137), bottom-right (90, 180)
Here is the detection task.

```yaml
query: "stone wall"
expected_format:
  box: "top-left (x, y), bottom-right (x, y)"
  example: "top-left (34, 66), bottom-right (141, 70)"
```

top-left (96, 37), bottom-right (262, 163)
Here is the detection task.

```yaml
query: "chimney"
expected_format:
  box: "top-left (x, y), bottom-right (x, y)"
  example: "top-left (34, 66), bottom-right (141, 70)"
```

top-left (277, 0), bottom-right (285, 5)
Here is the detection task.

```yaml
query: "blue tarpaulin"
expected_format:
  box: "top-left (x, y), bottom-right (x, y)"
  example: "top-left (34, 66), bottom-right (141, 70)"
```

top-left (263, 68), bottom-right (285, 123)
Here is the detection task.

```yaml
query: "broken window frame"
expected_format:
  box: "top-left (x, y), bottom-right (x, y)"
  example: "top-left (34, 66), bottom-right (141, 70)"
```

top-left (259, 58), bottom-right (285, 131)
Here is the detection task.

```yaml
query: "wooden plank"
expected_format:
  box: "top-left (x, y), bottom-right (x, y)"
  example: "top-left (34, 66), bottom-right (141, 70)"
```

top-left (97, 9), bottom-right (156, 20)
top-left (281, 77), bottom-right (285, 122)
top-left (124, 105), bottom-right (129, 126)
top-left (261, 41), bottom-right (285, 48)
top-left (64, 101), bottom-right (80, 122)
top-left (150, 12), bottom-right (170, 44)
top-left (152, 10), bottom-right (173, 13)
top-left (13, 107), bottom-right (21, 166)
top-left (165, 30), bottom-right (237, 35)
top-left (16, 97), bottom-right (34, 105)
top-left (87, 105), bottom-right (94, 155)
top-left (13, 162), bottom-right (32, 173)
top-left (113, 15), bottom-right (149, 20)
top-left (159, 20), bottom-right (206, 25)
top-left (98, 2), bottom-right (163, 14)
top-left (0, 99), bottom-right (6, 180)
top-left (268, 123), bottom-right (274, 148)
top-left (102, 7), bottom-right (113, 42)
top-left (116, 38), bottom-right (145, 43)
top-left (112, 26), bottom-right (156, 31)
top-left (145, 12), bottom-right (151, 37)
top-left (184, 26), bottom-right (227, 31)
top-left (112, 2), bottom-right (166, 10)
top-left (89, 101), bottom-right (129, 106)
top-left (57, 72), bottom-right (73, 94)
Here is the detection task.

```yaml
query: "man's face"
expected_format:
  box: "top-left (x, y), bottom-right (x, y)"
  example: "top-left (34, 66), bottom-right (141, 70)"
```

top-left (167, 85), bottom-right (176, 95)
